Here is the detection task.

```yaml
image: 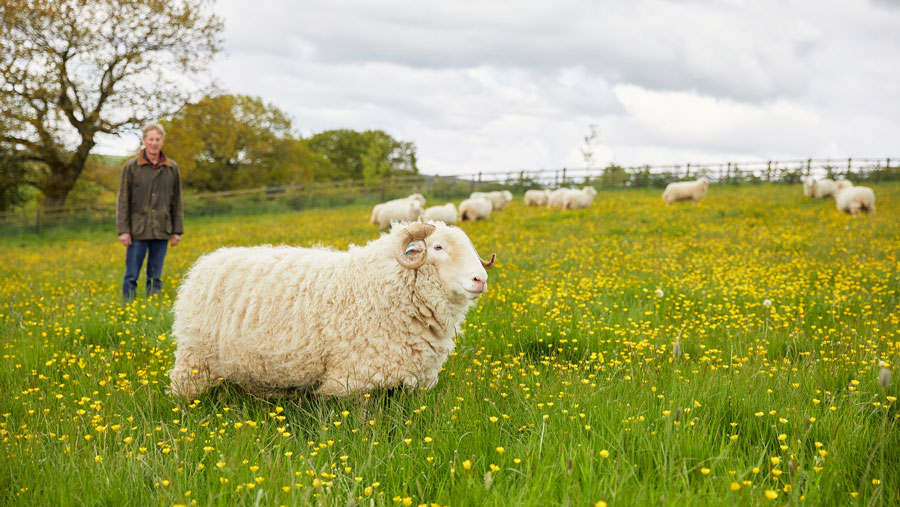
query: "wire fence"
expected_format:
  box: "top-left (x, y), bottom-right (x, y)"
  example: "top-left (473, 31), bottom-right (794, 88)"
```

top-left (1, 157), bottom-right (897, 233)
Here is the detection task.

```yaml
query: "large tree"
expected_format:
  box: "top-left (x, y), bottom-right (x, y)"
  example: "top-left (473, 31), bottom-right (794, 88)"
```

top-left (0, 0), bottom-right (222, 208)
top-left (307, 129), bottom-right (418, 182)
top-left (162, 94), bottom-right (330, 192)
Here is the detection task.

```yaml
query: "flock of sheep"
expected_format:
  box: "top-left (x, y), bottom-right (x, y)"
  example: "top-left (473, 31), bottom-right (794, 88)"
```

top-left (168, 175), bottom-right (879, 401)
top-left (368, 190), bottom-right (517, 228)
top-left (802, 176), bottom-right (876, 214)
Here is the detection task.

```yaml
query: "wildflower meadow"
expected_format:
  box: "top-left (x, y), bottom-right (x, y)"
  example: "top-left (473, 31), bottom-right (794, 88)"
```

top-left (1, 183), bottom-right (898, 506)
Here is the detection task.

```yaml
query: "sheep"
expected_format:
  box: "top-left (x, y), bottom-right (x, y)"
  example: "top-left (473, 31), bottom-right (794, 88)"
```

top-left (470, 191), bottom-right (511, 210)
top-left (562, 186), bottom-right (598, 209)
top-left (422, 203), bottom-right (457, 224)
top-left (801, 176), bottom-right (815, 197)
top-left (548, 187), bottom-right (575, 208)
top-left (459, 196), bottom-right (493, 221)
top-left (662, 178), bottom-right (708, 205)
top-left (370, 194), bottom-right (425, 229)
top-left (524, 189), bottom-right (551, 206)
top-left (802, 177), bottom-right (836, 198)
top-left (833, 180), bottom-right (875, 215)
top-left (168, 221), bottom-right (497, 399)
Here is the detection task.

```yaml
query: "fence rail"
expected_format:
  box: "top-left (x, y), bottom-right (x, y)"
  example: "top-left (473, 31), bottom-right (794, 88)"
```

top-left (1, 157), bottom-right (897, 232)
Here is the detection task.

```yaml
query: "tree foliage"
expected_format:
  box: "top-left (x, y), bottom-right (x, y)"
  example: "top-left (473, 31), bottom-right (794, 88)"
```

top-left (0, 0), bottom-right (222, 207)
top-left (161, 95), bottom-right (331, 192)
top-left (308, 129), bottom-right (418, 183)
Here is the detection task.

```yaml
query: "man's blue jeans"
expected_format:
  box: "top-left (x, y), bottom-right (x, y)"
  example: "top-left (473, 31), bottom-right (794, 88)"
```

top-left (123, 239), bottom-right (169, 301)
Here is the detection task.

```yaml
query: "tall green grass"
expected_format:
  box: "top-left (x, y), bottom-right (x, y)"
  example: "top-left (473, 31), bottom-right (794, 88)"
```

top-left (1, 183), bottom-right (898, 505)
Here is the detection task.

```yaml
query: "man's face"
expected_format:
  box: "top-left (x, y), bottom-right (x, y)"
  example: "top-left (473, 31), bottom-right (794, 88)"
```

top-left (143, 130), bottom-right (164, 157)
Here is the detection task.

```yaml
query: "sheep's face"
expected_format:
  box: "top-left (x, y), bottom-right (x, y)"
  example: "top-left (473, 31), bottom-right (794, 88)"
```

top-left (394, 222), bottom-right (495, 299)
top-left (835, 180), bottom-right (852, 192)
top-left (428, 226), bottom-right (493, 299)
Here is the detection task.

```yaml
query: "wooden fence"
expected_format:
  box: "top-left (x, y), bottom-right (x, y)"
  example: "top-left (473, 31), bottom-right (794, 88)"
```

top-left (1, 157), bottom-right (896, 233)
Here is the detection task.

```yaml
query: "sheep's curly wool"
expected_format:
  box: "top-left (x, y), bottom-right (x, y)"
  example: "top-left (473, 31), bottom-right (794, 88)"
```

top-left (169, 222), bottom-right (491, 398)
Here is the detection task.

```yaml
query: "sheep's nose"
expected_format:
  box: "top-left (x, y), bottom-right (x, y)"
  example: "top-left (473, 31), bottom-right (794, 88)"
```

top-left (471, 275), bottom-right (486, 293)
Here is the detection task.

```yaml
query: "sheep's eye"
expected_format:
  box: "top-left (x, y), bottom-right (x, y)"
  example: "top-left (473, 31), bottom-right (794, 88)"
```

top-left (434, 245), bottom-right (443, 251)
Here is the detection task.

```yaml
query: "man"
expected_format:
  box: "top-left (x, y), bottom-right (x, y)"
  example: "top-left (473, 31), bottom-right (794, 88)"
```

top-left (116, 122), bottom-right (184, 301)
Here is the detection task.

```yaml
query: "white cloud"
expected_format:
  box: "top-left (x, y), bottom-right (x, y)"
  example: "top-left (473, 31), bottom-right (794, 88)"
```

top-left (97, 0), bottom-right (900, 175)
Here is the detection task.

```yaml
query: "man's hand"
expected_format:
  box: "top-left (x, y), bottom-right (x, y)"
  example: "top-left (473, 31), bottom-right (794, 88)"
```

top-left (170, 234), bottom-right (181, 246)
top-left (119, 233), bottom-right (132, 247)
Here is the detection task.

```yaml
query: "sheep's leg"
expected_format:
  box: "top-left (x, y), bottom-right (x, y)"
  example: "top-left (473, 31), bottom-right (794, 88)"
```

top-left (317, 376), bottom-right (370, 398)
top-left (169, 350), bottom-right (216, 400)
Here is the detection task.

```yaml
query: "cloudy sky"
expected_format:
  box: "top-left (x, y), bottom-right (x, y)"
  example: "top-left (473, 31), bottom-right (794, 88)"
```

top-left (103, 0), bottom-right (900, 175)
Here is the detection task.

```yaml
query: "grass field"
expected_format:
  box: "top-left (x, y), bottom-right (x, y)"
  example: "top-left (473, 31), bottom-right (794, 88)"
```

top-left (1, 183), bottom-right (899, 506)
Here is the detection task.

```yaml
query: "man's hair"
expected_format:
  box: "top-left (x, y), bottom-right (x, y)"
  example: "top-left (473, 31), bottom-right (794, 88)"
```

top-left (142, 122), bottom-right (166, 138)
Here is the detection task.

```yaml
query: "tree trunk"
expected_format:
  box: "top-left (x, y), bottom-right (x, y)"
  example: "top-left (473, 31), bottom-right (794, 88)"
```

top-left (42, 191), bottom-right (70, 210)
top-left (37, 138), bottom-right (96, 209)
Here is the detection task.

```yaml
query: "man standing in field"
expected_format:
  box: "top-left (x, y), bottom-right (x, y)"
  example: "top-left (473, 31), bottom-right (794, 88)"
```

top-left (116, 123), bottom-right (184, 301)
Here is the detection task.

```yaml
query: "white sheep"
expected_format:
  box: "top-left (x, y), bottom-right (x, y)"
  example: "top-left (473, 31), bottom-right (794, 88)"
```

top-left (803, 177), bottom-right (836, 198)
top-left (169, 221), bottom-right (497, 399)
top-left (422, 202), bottom-right (458, 224)
top-left (470, 191), bottom-right (511, 210)
top-left (801, 176), bottom-right (815, 197)
top-left (548, 187), bottom-right (575, 208)
top-left (523, 189), bottom-right (551, 206)
top-left (662, 178), bottom-right (708, 205)
top-left (562, 186), bottom-right (598, 209)
top-left (833, 180), bottom-right (875, 215)
top-left (459, 196), bottom-right (493, 221)
top-left (370, 194), bottom-right (425, 229)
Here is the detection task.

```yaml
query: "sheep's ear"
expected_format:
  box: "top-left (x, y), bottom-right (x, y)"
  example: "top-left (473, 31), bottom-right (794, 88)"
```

top-left (404, 241), bottom-right (425, 256)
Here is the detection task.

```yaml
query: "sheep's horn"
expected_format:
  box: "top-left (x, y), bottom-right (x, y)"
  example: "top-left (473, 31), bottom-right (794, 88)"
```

top-left (395, 223), bottom-right (436, 270)
top-left (481, 253), bottom-right (496, 270)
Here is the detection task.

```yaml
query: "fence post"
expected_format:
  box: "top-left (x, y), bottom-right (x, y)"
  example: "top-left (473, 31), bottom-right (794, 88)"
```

top-left (766, 161), bottom-right (772, 182)
top-left (727, 162), bottom-right (732, 182)
top-left (847, 157), bottom-right (852, 176)
top-left (519, 170), bottom-right (524, 189)
top-left (686, 163), bottom-right (691, 178)
top-left (477, 172), bottom-right (482, 191)
top-left (562, 167), bottom-right (567, 186)
top-left (806, 158), bottom-right (812, 176)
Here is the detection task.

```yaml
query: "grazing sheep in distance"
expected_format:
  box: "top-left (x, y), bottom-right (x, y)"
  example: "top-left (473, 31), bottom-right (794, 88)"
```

top-left (562, 186), bottom-right (598, 209)
top-left (834, 180), bottom-right (875, 215)
top-left (662, 178), bottom-right (708, 205)
top-left (524, 189), bottom-right (551, 206)
top-left (803, 177), bottom-right (836, 198)
top-left (422, 203), bottom-right (458, 224)
top-left (370, 194), bottom-right (425, 229)
top-left (802, 176), bottom-right (815, 197)
top-left (169, 221), bottom-right (497, 399)
top-left (548, 187), bottom-right (575, 208)
top-left (459, 196), bottom-right (493, 221)
top-left (470, 191), bottom-right (511, 210)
